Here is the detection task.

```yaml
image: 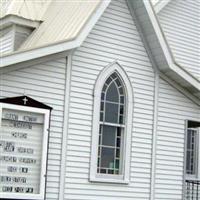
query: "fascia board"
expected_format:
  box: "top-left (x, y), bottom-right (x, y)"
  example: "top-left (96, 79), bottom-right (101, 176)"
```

top-left (154, 0), bottom-right (172, 13)
top-left (143, 0), bottom-right (173, 67)
top-left (142, 0), bottom-right (200, 92)
top-left (0, 0), bottom-right (111, 68)
top-left (171, 63), bottom-right (200, 90)
top-left (0, 39), bottom-right (80, 68)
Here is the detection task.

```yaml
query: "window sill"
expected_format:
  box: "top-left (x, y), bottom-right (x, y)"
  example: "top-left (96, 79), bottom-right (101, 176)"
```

top-left (185, 176), bottom-right (200, 181)
top-left (90, 176), bottom-right (129, 184)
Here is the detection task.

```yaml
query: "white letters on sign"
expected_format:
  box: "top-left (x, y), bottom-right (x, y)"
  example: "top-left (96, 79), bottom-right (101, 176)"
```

top-left (0, 103), bottom-right (50, 200)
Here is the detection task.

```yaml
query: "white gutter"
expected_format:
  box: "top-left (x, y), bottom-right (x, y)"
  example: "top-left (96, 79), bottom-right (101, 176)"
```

top-left (0, 39), bottom-right (80, 67)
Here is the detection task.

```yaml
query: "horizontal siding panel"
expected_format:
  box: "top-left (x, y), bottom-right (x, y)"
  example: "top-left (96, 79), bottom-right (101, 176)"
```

top-left (1, 85), bottom-right (64, 102)
top-left (2, 74), bottom-right (65, 89)
top-left (1, 79), bottom-right (64, 95)
top-left (87, 34), bottom-right (146, 53)
top-left (0, 27), bottom-right (13, 55)
top-left (75, 47), bottom-right (151, 66)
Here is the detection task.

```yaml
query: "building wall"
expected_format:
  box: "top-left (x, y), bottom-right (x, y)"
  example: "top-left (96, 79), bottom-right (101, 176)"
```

top-left (158, 0), bottom-right (200, 81)
top-left (0, 57), bottom-right (66, 200)
top-left (65, 0), bottom-right (155, 199)
top-left (154, 77), bottom-right (200, 200)
top-left (0, 1), bottom-right (199, 200)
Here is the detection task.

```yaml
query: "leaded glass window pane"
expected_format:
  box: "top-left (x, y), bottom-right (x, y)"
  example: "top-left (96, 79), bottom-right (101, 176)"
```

top-left (101, 147), bottom-right (115, 168)
top-left (102, 126), bottom-right (116, 146)
top-left (100, 72), bottom-right (125, 125)
top-left (97, 125), bottom-right (122, 175)
top-left (106, 82), bottom-right (119, 102)
top-left (105, 102), bottom-right (118, 123)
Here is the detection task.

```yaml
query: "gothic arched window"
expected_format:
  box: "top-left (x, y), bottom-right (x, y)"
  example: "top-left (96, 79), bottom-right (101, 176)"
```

top-left (90, 63), bottom-right (133, 183)
top-left (97, 72), bottom-right (125, 175)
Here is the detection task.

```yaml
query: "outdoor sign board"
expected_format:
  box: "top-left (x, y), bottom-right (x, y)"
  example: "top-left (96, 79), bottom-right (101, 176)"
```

top-left (0, 96), bottom-right (51, 200)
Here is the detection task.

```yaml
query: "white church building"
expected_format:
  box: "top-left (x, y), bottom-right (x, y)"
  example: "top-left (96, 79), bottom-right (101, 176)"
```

top-left (0, 0), bottom-right (199, 200)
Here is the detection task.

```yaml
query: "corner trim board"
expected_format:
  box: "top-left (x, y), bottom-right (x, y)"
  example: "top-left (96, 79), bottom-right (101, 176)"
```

top-left (150, 72), bottom-right (159, 200)
top-left (58, 52), bottom-right (73, 200)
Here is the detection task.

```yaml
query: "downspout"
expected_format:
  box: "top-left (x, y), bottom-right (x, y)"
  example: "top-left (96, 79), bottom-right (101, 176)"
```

top-left (59, 51), bottom-right (73, 200)
top-left (150, 71), bottom-right (159, 200)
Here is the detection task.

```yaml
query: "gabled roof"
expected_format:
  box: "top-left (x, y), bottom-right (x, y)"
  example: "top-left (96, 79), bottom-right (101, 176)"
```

top-left (0, 0), bottom-right (199, 99)
top-left (20, 0), bottom-right (101, 51)
top-left (0, 0), bottom-right (108, 67)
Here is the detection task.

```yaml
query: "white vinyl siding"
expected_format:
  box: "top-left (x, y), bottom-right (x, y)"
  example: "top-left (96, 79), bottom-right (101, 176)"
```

top-left (64, 0), bottom-right (155, 199)
top-left (0, 27), bottom-right (14, 55)
top-left (0, 25), bottom-right (32, 55)
top-left (158, 0), bottom-right (200, 81)
top-left (14, 26), bottom-right (32, 51)
top-left (0, 58), bottom-right (66, 200)
top-left (154, 78), bottom-right (200, 200)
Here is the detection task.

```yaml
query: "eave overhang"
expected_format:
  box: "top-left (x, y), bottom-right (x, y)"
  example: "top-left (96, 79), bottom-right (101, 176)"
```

top-left (128, 0), bottom-right (200, 98)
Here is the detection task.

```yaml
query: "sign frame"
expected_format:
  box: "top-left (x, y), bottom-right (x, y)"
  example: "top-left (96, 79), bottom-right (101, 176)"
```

top-left (0, 102), bottom-right (50, 200)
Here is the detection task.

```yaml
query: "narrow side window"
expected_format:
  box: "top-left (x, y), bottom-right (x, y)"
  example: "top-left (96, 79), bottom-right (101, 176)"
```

top-left (184, 120), bottom-right (200, 199)
top-left (186, 121), bottom-right (200, 179)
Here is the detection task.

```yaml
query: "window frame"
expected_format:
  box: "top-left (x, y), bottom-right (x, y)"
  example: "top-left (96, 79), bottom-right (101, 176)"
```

top-left (185, 120), bottom-right (200, 181)
top-left (90, 62), bottom-right (133, 184)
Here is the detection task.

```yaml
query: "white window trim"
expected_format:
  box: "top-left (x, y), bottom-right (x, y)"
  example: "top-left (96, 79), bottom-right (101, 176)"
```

top-left (185, 122), bottom-right (200, 181)
top-left (0, 103), bottom-right (50, 200)
top-left (90, 62), bottom-right (133, 184)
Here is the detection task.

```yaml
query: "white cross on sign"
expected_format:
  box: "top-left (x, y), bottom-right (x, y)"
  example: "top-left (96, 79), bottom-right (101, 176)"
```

top-left (23, 97), bottom-right (28, 105)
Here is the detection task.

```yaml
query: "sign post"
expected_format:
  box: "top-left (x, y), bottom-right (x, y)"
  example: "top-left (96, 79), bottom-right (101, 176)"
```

top-left (0, 96), bottom-right (51, 200)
